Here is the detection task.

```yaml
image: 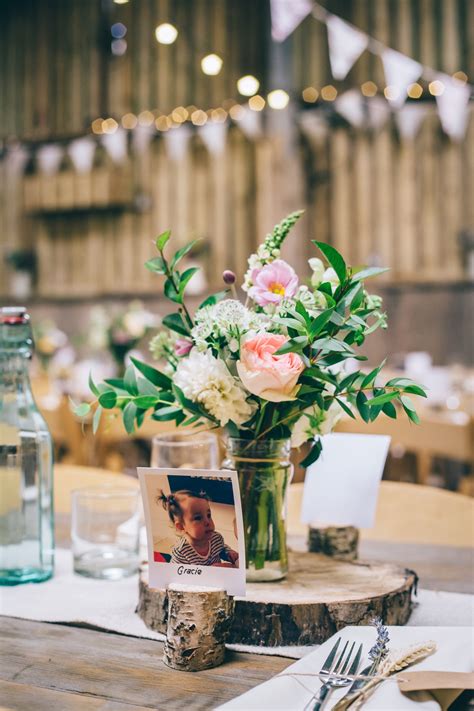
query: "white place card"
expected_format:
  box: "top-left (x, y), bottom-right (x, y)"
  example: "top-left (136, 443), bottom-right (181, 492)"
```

top-left (138, 467), bottom-right (246, 596)
top-left (301, 433), bottom-right (391, 528)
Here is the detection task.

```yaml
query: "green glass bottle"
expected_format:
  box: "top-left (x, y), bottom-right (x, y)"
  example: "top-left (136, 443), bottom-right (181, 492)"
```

top-left (0, 307), bottom-right (54, 584)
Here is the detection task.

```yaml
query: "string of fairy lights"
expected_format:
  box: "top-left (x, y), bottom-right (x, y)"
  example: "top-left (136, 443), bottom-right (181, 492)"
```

top-left (91, 0), bottom-right (471, 137)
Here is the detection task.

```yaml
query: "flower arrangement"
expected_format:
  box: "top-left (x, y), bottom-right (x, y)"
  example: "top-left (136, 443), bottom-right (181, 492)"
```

top-left (77, 211), bottom-right (426, 578)
top-left (33, 319), bottom-right (68, 373)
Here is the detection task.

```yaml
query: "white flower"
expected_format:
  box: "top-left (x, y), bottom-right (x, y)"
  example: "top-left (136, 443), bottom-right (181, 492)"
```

top-left (323, 267), bottom-right (339, 289)
top-left (291, 400), bottom-right (343, 448)
top-left (173, 349), bottom-right (254, 426)
top-left (309, 258), bottom-right (325, 287)
top-left (191, 300), bottom-right (269, 349)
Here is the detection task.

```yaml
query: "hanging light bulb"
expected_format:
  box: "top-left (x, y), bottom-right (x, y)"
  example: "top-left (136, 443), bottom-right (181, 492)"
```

top-left (237, 75), bottom-right (260, 97)
top-left (201, 54), bottom-right (223, 76)
top-left (249, 95), bottom-right (265, 111)
top-left (267, 89), bottom-right (289, 109)
top-left (155, 23), bottom-right (178, 45)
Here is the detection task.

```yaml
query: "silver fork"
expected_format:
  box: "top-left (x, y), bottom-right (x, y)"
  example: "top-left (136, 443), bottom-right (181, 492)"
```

top-left (307, 637), bottom-right (363, 711)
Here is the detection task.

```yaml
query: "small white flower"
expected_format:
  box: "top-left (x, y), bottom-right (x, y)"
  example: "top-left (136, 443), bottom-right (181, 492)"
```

top-left (291, 400), bottom-right (343, 448)
top-left (309, 258), bottom-right (325, 287)
top-left (323, 267), bottom-right (339, 289)
top-left (173, 349), bottom-right (254, 426)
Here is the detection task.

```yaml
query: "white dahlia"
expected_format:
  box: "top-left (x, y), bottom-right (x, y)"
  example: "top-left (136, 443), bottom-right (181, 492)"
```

top-left (173, 349), bottom-right (254, 426)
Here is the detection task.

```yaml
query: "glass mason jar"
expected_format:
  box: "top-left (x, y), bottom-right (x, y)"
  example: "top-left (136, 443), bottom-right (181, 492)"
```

top-left (222, 438), bottom-right (293, 582)
top-left (0, 307), bottom-right (54, 584)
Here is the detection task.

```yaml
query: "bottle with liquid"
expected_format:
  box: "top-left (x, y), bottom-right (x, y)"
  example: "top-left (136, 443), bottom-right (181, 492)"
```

top-left (0, 307), bottom-right (54, 584)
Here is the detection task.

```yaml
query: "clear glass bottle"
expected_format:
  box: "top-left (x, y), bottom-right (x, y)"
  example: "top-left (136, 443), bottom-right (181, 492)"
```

top-left (0, 307), bottom-right (54, 584)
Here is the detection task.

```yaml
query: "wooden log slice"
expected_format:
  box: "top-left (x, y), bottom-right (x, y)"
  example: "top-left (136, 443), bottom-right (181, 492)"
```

top-left (137, 551), bottom-right (416, 647)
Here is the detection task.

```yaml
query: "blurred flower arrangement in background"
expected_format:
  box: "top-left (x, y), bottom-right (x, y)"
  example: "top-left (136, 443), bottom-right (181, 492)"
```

top-left (32, 319), bottom-right (68, 374)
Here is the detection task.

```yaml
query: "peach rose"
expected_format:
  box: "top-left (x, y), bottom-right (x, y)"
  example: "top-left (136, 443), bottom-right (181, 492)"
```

top-left (237, 333), bottom-right (304, 402)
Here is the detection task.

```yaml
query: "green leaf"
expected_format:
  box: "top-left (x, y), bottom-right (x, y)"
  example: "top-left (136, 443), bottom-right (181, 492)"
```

top-left (162, 313), bottom-right (189, 337)
top-left (98, 391), bottom-right (118, 409)
top-left (145, 256), bottom-right (166, 274)
top-left (356, 391), bottom-right (370, 423)
top-left (179, 267), bottom-right (199, 295)
top-left (137, 378), bottom-right (161, 397)
top-left (337, 371), bottom-right (363, 393)
top-left (152, 405), bottom-right (183, 422)
top-left (124, 366), bottom-right (138, 395)
top-left (156, 230), bottom-right (171, 251)
top-left (312, 337), bottom-right (353, 353)
top-left (164, 278), bottom-right (181, 303)
top-left (136, 409), bottom-right (146, 428)
top-left (313, 241), bottom-right (347, 285)
top-left (382, 402), bottom-right (397, 419)
top-left (92, 405), bottom-right (103, 434)
top-left (299, 438), bottom-right (323, 468)
top-left (131, 357), bottom-right (172, 390)
top-left (88, 372), bottom-right (99, 397)
top-left (198, 290), bottom-right (228, 309)
top-left (275, 338), bottom-right (307, 355)
top-left (403, 385), bottom-right (427, 398)
top-left (123, 401), bottom-right (137, 434)
top-left (275, 317), bottom-right (306, 333)
top-left (361, 359), bottom-right (386, 389)
top-left (105, 378), bottom-right (125, 389)
top-left (366, 390), bottom-right (399, 407)
top-left (170, 239), bottom-right (201, 269)
top-left (400, 395), bottom-right (416, 412)
top-left (294, 300), bottom-right (312, 327)
top-left (133, 395), bottom-right (159, 409)
top-left (72, 402), bottom-right (91, 418)
top-left (335, 397), bottom-right (355, 419)
top-left (309, 308), bottom-right (335, 338)
top-left (351, 267), bottom-right (389, 282)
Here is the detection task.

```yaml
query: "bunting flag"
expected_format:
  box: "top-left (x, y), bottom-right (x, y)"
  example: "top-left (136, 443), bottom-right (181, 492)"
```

top-left (435, 74), bottom-right (471, 141)
top-left (326, 15), bottom-right (368, 80)
top-left (163, 124), bottom-right (192, 161)
top-left (238, 107), bottom-right (263, 140)
top-left (367, 96), bottom-right (391, 130)
top-left (270, 0), bottom-right (313, 42)
top-left (5, 143), bottom-right (29, 178)
top-left (395, 103), bottom-right (429, 140)
top-left (381, 48), bottom-right (422, 109)
top-left (68, 137), bottom-right (96, 173)
top-left (199, 121), bottom-right (228, 155)
top-left (132, 124), bottom-right (155, 155)
top-left (335, 89), bottom-right (366, 128)
top-left (101, 127), bottom-right (128, 164)
top-left (299, 111), bottom-right (328, 143)
top-left (37, 144), bottom-right (63, 175)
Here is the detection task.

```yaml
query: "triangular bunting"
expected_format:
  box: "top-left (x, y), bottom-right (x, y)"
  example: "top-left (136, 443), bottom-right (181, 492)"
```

top-left (199, 121), bottom-right (228, 155)
top-left (335, 89), bottom-right (366, 128)
top-left (163, 124), bottom-right (192, 161)
top-left (367, 96), bottom-right (391, 130)
top-left (101, 127), bottom-right (128, 164)
top-left (270, 0), bottom-right (313, 42)
top-left (381, 48), bottom-right (422, 109)
top-left (395, 103), bottom-right (429, 140)
top-left (435, 74), bottom-right (471, 141)
top-left (68, 137), bottom-right (96, 173)
top-left (326, 14), bottom-right (368, 80)
top-left (237, 107), bottom-right (263, 140)
top-left (132, 124), bottom-right (155, 155)
top-left (37, 144), bottom-right (63, 175)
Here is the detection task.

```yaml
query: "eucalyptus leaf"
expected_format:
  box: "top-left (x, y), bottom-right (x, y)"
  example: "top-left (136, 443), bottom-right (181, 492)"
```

top-left (131, 357), bottom-right (172, 390)
top-left (88, 372), bottom-right (99, 397)
top-left (133, 395), bottom-right (159, 409)
top-left (98, 391), bottom-right (118, 409)
top-left (92, 405), bottom-right (103, 434)
top-left (124, 366), bottom-right (138, 395)
top-left (123, 401), bottom-right (137, 434)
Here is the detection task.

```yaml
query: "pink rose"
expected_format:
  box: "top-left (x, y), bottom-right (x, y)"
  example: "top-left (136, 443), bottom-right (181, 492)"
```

top-left (237, 333), bottom-right (304, 402)
top-left (248, 259), bottom-right (298, 307)
top-left (175, 338), bottom-right (193, 356)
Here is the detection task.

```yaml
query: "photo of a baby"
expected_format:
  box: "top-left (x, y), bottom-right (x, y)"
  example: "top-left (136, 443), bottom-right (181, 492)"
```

top-left (141, 471), bottom-right (241, 571)
top-left (157, 487), bottom-right (239, 568)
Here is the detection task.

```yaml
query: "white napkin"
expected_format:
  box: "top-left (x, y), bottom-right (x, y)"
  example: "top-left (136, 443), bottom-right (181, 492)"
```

top-left (217, 626), bottom-right (473, 710)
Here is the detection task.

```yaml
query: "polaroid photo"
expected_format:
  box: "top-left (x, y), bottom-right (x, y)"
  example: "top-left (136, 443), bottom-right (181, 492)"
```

top-left (138, 467), bottom-right (246, 596)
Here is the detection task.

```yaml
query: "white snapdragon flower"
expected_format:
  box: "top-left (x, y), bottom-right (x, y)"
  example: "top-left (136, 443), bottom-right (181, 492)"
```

top-left (173, 349), bottom-right (254, 426)
top-left (308, 257), bottom-right (325, 287)
top-left (291, 400), bottom-right (343, 448)
top-left (323, 267), bottom-right (339, 290)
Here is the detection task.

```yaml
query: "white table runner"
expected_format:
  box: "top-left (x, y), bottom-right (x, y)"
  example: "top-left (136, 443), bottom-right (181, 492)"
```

top-left (0, 549), bottom-right (472, 658)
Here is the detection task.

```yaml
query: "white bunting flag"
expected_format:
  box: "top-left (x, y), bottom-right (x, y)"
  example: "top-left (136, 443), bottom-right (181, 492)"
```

top-left (68, 137), bottom-right (96, 173)
top-left (199, 121), bottom-right (228, 155)
top-left (435, 74), bottom-right (471, 141)
top-left (367, 96), bottom-right (391, 130)
top-left (270, 0), bottom-right (313, 42)
top-left (326, 14), bottom-right (368, 80)
top-left (395, 103), bottom-right (429, 140)
top-left (37, 144), bottom-right (63, 176)
top-left (163, 124), bottom-right (192, 161)
top-left (5, 143), bottom-right (29, 178)
top-left (381, 48), bottom-right (422, 109)
top-left (101, 127), bottom-right (128, 164)
top-left (299, 111), bottom-right (328, 144)
top-left (335, 89), bottom-right (366, 128)
top-left (237, 107), bottom-right (263, 140)
top-left (132, 124), bottom-right (155, 155)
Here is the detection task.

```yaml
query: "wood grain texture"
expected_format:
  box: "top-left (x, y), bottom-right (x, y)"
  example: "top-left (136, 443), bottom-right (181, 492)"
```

top-left (0, 616), bottom-right (291, 710)
top-left (138, 551), bottom-right (416, 647)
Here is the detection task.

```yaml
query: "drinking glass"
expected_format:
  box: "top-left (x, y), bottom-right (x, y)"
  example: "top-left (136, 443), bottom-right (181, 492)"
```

top-left (151, 431), bottom-right (219, 469)
top-left (71, 487), bottom-right (140, 580)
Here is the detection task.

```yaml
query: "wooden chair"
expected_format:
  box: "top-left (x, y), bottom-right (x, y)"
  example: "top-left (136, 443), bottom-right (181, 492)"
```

top-left (288, 480), bottom-right (474, 548)
top-left (54, 463), bottom-right (139, 514)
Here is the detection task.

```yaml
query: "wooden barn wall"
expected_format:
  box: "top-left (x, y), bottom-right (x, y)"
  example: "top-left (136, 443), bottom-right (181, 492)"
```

top-left (0, 0), bottom-right (473, 303)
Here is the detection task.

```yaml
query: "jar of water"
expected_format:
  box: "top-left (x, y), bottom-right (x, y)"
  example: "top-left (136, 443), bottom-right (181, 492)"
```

top-left (0, 307), bottom-right (54, 584)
